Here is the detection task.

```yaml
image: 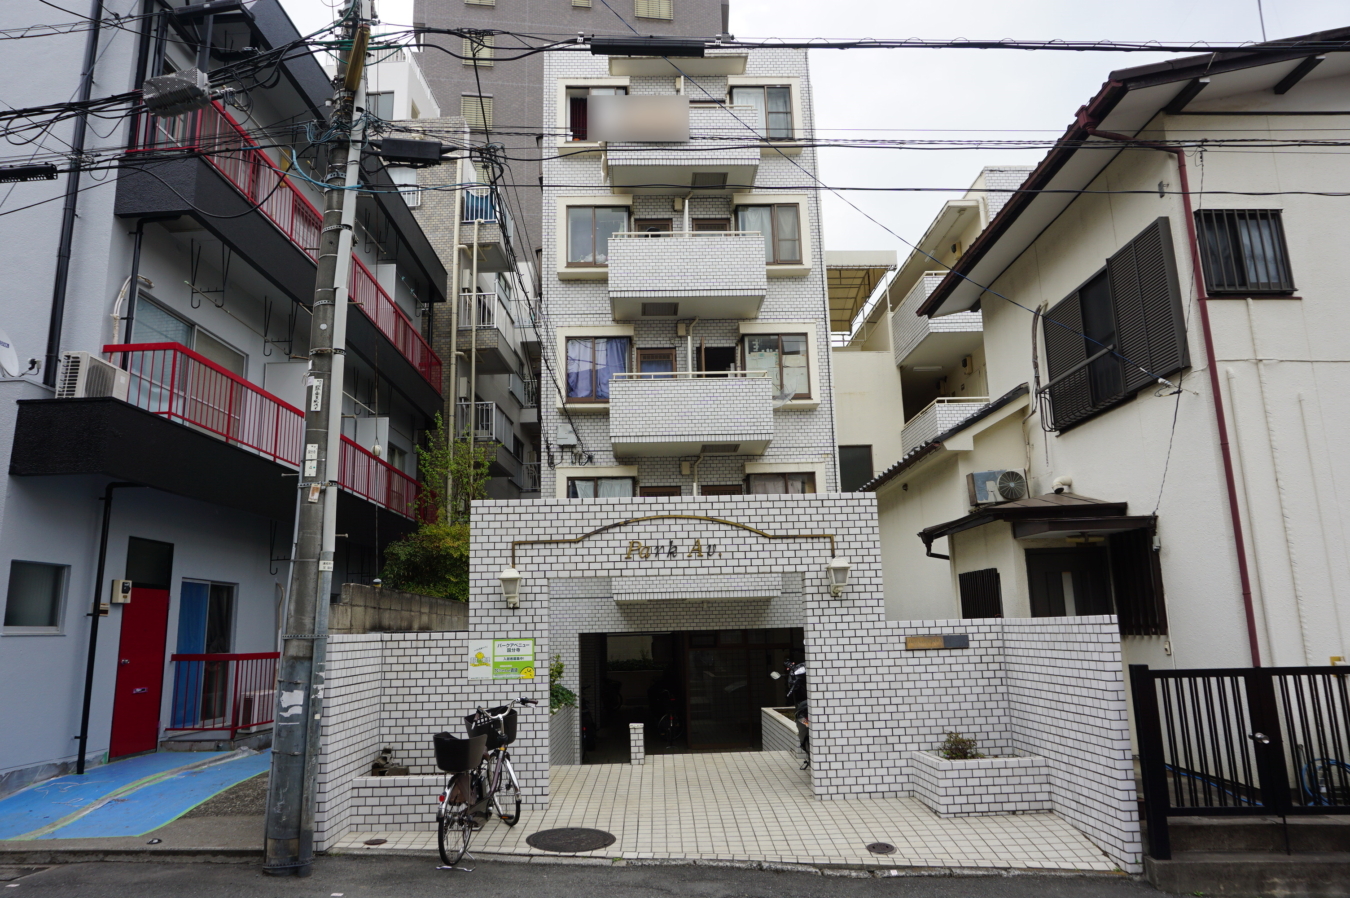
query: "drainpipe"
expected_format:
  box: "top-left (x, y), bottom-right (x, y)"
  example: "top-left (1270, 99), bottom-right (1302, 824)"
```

top-left (44, 0), bottom-right (107, 387)
top-left (685, 317), bottom-right (698, 373)
top-left (1085, 124), bottom-right (1262, 667)
top-left (75, 482), bottom-right (142, 775)
top-left (448, 157), bottom-right (462, 418)
top-left (112, 216), bottom-right (177, 347)
top-left (470, 219), bottom-right (480, 433)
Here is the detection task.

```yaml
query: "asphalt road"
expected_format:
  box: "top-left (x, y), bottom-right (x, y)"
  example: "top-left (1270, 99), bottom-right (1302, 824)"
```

top-left (0, 857), bottom-right (1170, 898)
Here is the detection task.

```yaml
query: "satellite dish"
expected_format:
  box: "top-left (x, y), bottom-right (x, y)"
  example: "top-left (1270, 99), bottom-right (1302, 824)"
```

top-left (0, 326), bottom-right (21, 377)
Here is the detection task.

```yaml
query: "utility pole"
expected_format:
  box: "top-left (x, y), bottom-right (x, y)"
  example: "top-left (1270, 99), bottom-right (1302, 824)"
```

top-left (264, 0), bottom-right (370, 877)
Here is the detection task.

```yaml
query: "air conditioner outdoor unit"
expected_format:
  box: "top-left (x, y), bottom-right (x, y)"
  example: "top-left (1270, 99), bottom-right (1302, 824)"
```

top-left (967, 469), bottom-right (1029, 506)
top-left (57, 352), bottom-right (129, 401)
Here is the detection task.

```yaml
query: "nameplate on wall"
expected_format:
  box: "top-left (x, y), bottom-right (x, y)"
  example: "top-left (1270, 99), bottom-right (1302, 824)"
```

top-left (905, 634), bottom-right (970, 651)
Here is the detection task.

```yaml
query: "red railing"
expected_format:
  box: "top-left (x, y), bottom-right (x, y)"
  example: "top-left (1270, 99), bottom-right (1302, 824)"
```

top-left (134, 102), bottom-right (322, 259)
top-left (167, 652), bottom-right (279, 738)
top-left (105, 343), bottom-right (421, 521)
top-left (349, 256), bottom-right (443, 391)
top-left (132, 104), bottom-right (442, 394)
top-left (107, 342), bottom-right (304, 466)
top-left (339, 435), bottom-right (428, 522)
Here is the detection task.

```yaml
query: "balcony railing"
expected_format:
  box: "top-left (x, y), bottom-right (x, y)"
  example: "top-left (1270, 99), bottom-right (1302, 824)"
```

top-left (509, 373), bottom-right (538, 409)
top-left (892, 271), bottom-right (982, 367)
top-left (458, 291), bottom-right (511, 330)
top-left (518, 461), bottom-right (541, 493)
top-left (133, 101), bottom-right (322, 259)
top-left (463, 186), bottom-right (515, 244)
top-left (455, 400), bottom-right (514, 445)
top-left (900, 396), bottom-right (990, 456)
top-left (133, 104), bottom-right (441, 394)
top-left (350, 257), bottom-right (443, 392)
top-left (607, 231), bottom-right (768, 319)
top-left (166, 652), bottom-right (279, 738)
top-left (608, 371), bottom-right (774, 457)
top-left (106, 342), bottom-right (422, 520)
top-left (108, 342), bottom-right (303, 465)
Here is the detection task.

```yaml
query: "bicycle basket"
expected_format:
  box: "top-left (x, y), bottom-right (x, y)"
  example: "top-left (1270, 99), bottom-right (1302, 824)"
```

top-left (433, 732), bottom-right (487, 773)
top-left (464, 707), bottom-right (517, 749)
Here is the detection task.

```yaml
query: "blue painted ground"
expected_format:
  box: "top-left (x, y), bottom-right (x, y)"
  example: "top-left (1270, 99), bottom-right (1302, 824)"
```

top-left (0, 750), bottom-right (269, 840)
top-left (47, 750), bottom-right (271, 838)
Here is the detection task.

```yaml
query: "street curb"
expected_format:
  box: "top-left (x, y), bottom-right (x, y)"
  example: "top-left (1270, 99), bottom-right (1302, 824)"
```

top-left (0, 847), bottom-right (261, 865)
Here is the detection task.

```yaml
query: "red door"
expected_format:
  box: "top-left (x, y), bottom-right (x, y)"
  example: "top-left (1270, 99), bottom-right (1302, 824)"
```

top-left (109, 588), bottom-right (171, 758)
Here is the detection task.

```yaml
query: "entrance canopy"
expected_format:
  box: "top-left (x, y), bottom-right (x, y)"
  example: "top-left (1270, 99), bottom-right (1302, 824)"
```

top-left (918, 493), bottom-right (1153, 555)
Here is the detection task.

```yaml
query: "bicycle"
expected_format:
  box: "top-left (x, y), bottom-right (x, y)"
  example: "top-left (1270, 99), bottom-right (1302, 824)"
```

top-left (433, 696), bottom-right (537, 867)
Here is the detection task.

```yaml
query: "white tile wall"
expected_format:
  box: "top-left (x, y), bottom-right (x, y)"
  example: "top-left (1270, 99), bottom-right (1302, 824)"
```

top-left (910, 750), bottom-right (1051, 817)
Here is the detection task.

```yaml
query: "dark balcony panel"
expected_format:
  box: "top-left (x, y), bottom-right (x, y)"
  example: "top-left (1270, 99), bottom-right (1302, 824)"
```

top-left (10, 398), bottom-right (296, 523)
top-left (115, 156), bottom-right (316, 306)
top-left (244, 0), bottom-right (333, 118)
top-left (359, 156), bottom-right (449, 303)
top-left (345, 309), bottom-right (443, 419)
top-left (456, 328), bottom-right (520, 376)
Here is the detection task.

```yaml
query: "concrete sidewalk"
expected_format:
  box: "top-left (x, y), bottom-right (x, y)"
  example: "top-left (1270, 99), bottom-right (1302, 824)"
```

top-left (334, 752), bottom-right (1119, 872)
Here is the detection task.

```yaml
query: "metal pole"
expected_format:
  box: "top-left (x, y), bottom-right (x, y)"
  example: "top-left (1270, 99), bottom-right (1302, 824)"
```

top-left (447, 157), bottom-right (462, 515)
top-left (470, 219), bottom-right (480, 438)
top-left (75, 482), bottom-right (140, 775)
top-left (264, 0), bottom-right (369, 876)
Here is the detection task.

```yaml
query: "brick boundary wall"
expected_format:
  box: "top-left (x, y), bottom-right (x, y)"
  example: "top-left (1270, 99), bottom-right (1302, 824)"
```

top-left (910, 751), bottom-right (1051, 817)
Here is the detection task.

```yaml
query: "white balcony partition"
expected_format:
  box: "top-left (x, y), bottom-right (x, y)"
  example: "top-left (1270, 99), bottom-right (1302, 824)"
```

top-left (900, 396), bottom-right (990, 456)
top-left (891, 272), bottom-right (982, 368)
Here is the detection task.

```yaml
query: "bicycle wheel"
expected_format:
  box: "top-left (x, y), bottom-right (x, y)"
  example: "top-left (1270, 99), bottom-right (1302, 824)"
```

top-left (490, 753), bottom-right (522, 827)
top-left (438, 803), bottom-right (474, 866)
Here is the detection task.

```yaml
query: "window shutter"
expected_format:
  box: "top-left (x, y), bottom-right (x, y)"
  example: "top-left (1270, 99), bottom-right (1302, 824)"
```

top-left (1109, 525), bottom-right (1168, 636)
top-left (460, 95), bottom-right (492, 130)
top-left (572, 0), bottom-right (592, 6)
top-left (465, 0), bottom-right (495, 6)
top-left (462, 35), bottom-right (494, 66)
top-left (1042, 294), bottom-right (1093, 429)
top-left (958, 568), bottom-right (1003, 619)
top-left (1107, 217), bottom-right (1189, 393)
top-left (634, 0), bottom-right (673, 20)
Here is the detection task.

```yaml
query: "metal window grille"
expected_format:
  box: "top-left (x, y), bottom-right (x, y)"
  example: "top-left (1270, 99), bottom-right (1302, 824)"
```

top-left (958, 568), bottom-right (1003, 618)
top-left (460, 95), bottom-right (493, 130)
top-left (634, 0), bottom-right (672, 19)
top-left (1196, 209), bottom-right (1295, 294)
top-left (461, 35), bottom-right (494, 66)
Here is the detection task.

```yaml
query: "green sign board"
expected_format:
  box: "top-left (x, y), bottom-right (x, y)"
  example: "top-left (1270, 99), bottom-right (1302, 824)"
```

top-left (467, 638), bottom-right (536, 680)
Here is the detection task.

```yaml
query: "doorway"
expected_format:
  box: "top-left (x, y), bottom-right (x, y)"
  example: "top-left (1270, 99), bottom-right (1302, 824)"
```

top-left (1025, 547), bottom-right (1113, 617)
top-left (109, 537), bottom-right (174, 758)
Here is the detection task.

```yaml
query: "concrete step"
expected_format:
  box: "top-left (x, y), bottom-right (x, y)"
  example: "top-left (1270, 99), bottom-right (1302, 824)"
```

top-left (1168, 816), bottom-right (1350, 853)
top-left (1146, 851), bottom-right (1350, 898)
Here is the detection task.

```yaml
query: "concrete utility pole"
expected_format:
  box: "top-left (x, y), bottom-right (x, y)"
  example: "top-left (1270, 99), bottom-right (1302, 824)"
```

top-left (264, 0), bottom-right (370, 876)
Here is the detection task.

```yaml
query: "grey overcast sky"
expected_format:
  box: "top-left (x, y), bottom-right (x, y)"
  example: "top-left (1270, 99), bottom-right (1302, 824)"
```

top-left (280, 0), bottom-right (1347, 256)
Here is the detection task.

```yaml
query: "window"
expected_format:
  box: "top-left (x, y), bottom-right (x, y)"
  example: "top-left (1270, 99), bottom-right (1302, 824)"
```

top-left (634, 0), bottom-right (672, 19)
top-left (460, 95), bottom-right (493, 130)
top-left (1196, 209), bottom-right (1295, 294)
top-left (465, 0), bottom-right (495, 5)
top-left (1026, 532), bottom-right (1167, 634)
top-left (736, 204), bottom-right (801, 264)
top-left (636, 347), bottom-right (675, 377)
top-left (567, 206), bottom-right (628, 265)
top-left (747, 473), bottom-right (815, 494)
top-left (729, 86), bottom-right (793, 139)
top-left (701, 484), bottom-right (742, 495)
top-left (633, 218), bottom-right (672, 235)
top-left (566, 86), bottom-right (626, 142)
top-left (1026, 549), bottom-right (1113, 618)
top-left (3, 561), bottom-right (68, 631)
top-left (568, 477), bottom-right (635, 497)
top-left (366, 91), bottom-right (394, 120)
top-left (387, 444), bottom-right (408, 473)
top-left (958, 569), bottom-right (1003, 619)
top-left (743, 333), bottom-right (809, 399)
top-left (838, 445), bottom-right (874, 492)
top-left (133, 300), bottom-right (246, 376)
top-left (1041, 218), bottom-right (1189, 431)
top-left (461, 35), bottom-right (494, 66)
top-left (572, 0), bottom-right (592, 6)
top-left (692, 218), bottom-right (730, 232)
top-left (565, 336), bottom-right (630, 400)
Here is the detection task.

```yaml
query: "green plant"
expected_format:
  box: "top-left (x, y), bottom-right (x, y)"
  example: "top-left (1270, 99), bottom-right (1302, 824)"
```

top-left (937, 732), bottom-right (984, 760)
top-left (380, 521), bottom-right (470, 601)
top-left (549, 655), bottom-right (577, 714)
top-left (415, 413), bottom-right (493, 524)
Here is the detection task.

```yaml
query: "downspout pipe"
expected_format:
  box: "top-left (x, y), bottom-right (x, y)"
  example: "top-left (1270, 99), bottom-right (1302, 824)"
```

top-left (44, 0), bottom-right (107, 387)
top-left (1085, 125), bottom-right (1262, 667)
top-left (75, 482), bottom-right (142, 775)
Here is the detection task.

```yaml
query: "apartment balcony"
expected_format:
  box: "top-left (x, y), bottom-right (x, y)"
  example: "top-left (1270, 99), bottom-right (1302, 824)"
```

top-left (892, 272), bottom-right (983, 369)
top-left (510, 374), bottom-right (540, 435)
top-left (454, 401), bottom-right (519, 477)
top-left (514, 462), bottom-right (541, 497)
top-left (608, 371), bottom-right (773, 458)
top-left (117, 103), bottom-right (443, 413)
top-left (604, 103), bottom-right (760, 195)
top-left (901, 396), bottom-right (990, 456)
top-left (11, 344), bottom-right (426, 541)
top-left (607, 232), bottom-right (768, 320)
top-left (462, 188), bottom-right (514, 273)
top-left (456, 292), bottom-right (522, 376)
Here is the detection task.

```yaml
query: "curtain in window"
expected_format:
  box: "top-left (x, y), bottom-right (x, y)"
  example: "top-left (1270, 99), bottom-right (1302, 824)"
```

top-left (773, 205), bottom-right (801, 263)
top-left (594, 337), bottom-right (630, 399)
top-left (567, 479), bottom-right (595, 498)
top-left (730, 87), bottom-right (766, 136)
top-left (597, 478), bottom-right (633, 497)
top-left (744, 334), bottom-right (781, 392)
top-left (1237, 215), bottom-right (1283, 287)
top-left (786, 473), bottom-right (815, 494)
top-left (568, 207), bottom-right (593, 263)
top-left (781, 335), bottom-right (808, 396)
top-left (737, 206), bottom-right (773, 262)
top-left (747, 474), bottom-right (785, 495)
top-left (594, 208), bottom-right (628, 264)
top-left (566, 337), bottom-right (593, 398)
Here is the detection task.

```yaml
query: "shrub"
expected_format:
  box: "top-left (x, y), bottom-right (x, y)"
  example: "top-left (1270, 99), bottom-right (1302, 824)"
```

top-left (380, 521), bottom-right (470, 602)
top-left (937, 732), bottom-right (984, 760)
top-left (550, 655), bottom-right (577, 714)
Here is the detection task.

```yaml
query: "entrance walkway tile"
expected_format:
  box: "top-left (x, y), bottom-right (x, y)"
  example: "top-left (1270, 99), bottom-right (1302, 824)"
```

top-left (335, 751), bottom-right (1116, 871)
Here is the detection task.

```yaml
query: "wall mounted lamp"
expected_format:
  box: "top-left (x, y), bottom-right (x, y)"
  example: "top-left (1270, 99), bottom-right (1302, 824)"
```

top-left (499, 567), bottom-right (521, 608)
top-left (827, 557), bottom-right (851, 598)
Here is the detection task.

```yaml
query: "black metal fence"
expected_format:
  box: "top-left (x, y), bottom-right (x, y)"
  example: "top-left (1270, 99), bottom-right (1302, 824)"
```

top-left (1130, 664), bottom-right (1350, 859)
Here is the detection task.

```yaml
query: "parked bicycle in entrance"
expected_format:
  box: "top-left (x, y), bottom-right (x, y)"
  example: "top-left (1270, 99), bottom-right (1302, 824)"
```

top-left (433, 696), bottom-right (538, 867)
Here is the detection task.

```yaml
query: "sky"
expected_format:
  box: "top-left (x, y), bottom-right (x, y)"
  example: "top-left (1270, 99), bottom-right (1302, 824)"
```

top-left (280, 0), bottom-right (1348, 259)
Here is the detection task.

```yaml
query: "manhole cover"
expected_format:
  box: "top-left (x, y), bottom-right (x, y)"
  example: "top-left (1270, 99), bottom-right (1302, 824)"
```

top-left (526, 828), bottom-right (617, 853)
top-left (866, 842), bottom-right (897, 855)
top-left (363, 839), bottom-right (387, 846)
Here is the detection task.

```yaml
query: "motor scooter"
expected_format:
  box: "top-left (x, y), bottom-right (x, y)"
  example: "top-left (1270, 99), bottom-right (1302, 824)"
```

top-left (770, 659), bottom-right (809, 769)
